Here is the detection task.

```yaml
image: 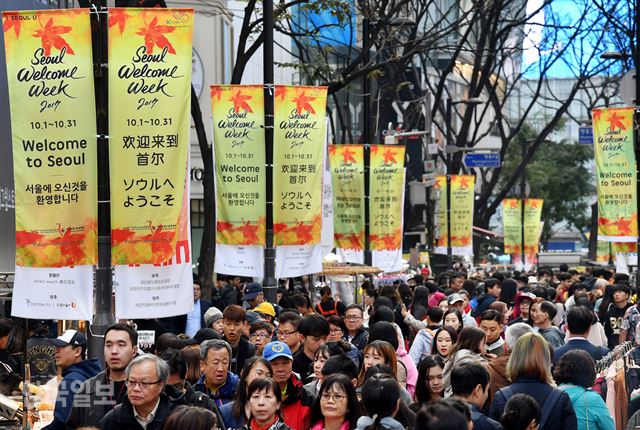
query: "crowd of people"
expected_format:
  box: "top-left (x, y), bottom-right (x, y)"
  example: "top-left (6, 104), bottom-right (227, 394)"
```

top-left (3, 267), bottom-right (639, 430)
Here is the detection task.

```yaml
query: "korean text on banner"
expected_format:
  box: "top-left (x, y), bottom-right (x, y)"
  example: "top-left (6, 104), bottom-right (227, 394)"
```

top-left (502, 199), bottom-right (522, 254)
top-left (369, 145), bottom-right (405, 251)
top-left (211, 85), bottom-right (266, 245)
top-left (273, 86), bottom-right (327, 245)
top-left (524, 199), bottom-right (543, 258)
top-left (329, 145), bottom-right (365, 251)
top-left (108, 8), bottom-right (193, 264)
top-left (3, 9), bottom-right (97, 268)
top-left (593, 107), bottom-right (638, 242)
top-left (435, 175), bottom-right (475, 256)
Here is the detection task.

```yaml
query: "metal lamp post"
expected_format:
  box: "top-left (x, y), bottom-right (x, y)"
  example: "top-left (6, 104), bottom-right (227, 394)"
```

top-left (444, 97), bottom-right (483, 270)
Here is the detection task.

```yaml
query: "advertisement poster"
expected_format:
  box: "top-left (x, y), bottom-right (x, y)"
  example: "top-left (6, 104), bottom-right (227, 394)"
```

top-left (329, 145), bottom-right (365, 253)
top-left (108, 8), bottom-right (193, 265)
top-left (273, 85), bottom-right (327, 246)
top-left (523, 198), bottom-right (543, 258)
top-left (211, 85), bottom-right (265, 277)
top-left (502, 198), bottom-right (521, 255)
top-left (114, 164), bottom-right (193, 319)
top-left (435, 175), bottom-right (475, 256)
top-left (593, 107), bottom-right (637, 242)
top-left (3, 9), bottom-right (96, 319)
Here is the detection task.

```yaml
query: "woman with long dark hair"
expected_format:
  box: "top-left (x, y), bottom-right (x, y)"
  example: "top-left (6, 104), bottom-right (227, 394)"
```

top-left (356, 373), bottom-right (405, 430)
top-left (219, 356), bottom-right (273, 429)
top-left (310, 374), bottom-right (361, 430)
top-left (442, 327), bottom-right (487, 397)
top-left (410, 355), bottom-right (445, 412)
top-left (431, 326), bottom-right (458, 362)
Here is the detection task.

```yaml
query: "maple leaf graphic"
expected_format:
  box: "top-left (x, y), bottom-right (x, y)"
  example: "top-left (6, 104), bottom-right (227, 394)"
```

top-left (210, 86), bottom-right (223, 101)
top-left (273, 223), bottom-right (289, 235)
top-left (240, 221), bottom-right (260, 244)
top-left (275, 86), bottom-right (287, 100)
top-left (458, 176), bottom-right (470, 189)
top-left (382, 149), bottom-right (398, 165)
top-left (140, 221), bottom-right (175, 261)
top-left (608, 111), bottom-right (627, 131)
top-left (112, 228), bottom-right (135, 246)
top-left (370, 145), bottom-right (380, 155)
top-left (15, 230), bottom-right (45, 247)
top-left (49, 224), bottom-right (86, 266)
top-left (342, 147), bottom-right (357, 164)
top-left (33, 18), bottom-right (74, 56)
top-left (592, 110), bottom-right (602, 122)
top-left (598, 217), bottom-right (612, 226)
top-left (381, 234), bottom-right (399, 250)
top-left (135, 16), bottom-right (176, 55)
top-left (3, 15), bottom-right (21, 37)
top-left (292, 91), bottom-right (316, 114)
top-left (216, 221), bottom-right (234, 233)
top-left (328, 145), bottom-right (337, 156)
top-left (230, 90), bottom-right (253, 113)
top-left (295, 222), bottom-right (314, 243)
top-left (508, 200), bottom-right (519, 209)
top-left (109, 9), bottom-right (131, 35)
top-left (616, 218), bottom-right (633, 235)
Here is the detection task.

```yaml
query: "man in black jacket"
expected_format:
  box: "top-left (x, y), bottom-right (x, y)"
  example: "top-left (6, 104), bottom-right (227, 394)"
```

top-left (99, 354), bottom-right (173, 430)
top-left (221, 305), bottom-right (255, 374)
top-left (344, 304), bottom-right (368, 352)
top-left (67, 323), bottom-right (138, 429)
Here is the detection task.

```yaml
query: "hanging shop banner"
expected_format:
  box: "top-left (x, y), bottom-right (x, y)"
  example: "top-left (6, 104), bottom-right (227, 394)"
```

top-left (114, 164), bottom-right (193, 319)
top-left (435, 175), bottom-right (475, 256)
top-left (502, 198), bottom-right (522, 254)
top-left (4, 9), bottom-right (96, 319)
top-left (211, 85), bottom-right (265, 277)
top-left (593, 107), bottom-right (637, 242)
top-left (108, 8), bottom-right (193, 265)
top-left (597, 241), bottom-right (612, 264)
top-left (523, 199), bottom-right (543, 258)
top-left (369, 145), bottom-right (405, 251)
top-left (210, 85), bottom-right (266, 245)
top-left (330, 144), bottom-right (365, 252)
top-left (273, 85), bottom-right (327, 246)
top-left (3, 9), bottom-right (97, 268)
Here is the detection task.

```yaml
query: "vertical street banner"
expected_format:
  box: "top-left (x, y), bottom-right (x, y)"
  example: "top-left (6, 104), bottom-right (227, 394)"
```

top-left (274, 86), bottom-right (327, 277)
top-left (329, 145), bottom-right (365, 263)
top-left (435, 175), bottom-right (475, 256)
top-left (502, 198), bottom-right (522, 254)
top-left (108, 8), bottom-right (193, 265)
top-left (369, 145), bottom-right (405, 272)
top-left (210, 85), bottom-right (265, 277)
top-left (114, 162), bottom-right (193, 319)
top-left (596, 241), bottom-right (612, 264)
top-left (3, 9), bottom-right (96, 319)
top-left (523, 198), bottom-right (543, 259)
top-left (593, 107), bottom-right (637, 242)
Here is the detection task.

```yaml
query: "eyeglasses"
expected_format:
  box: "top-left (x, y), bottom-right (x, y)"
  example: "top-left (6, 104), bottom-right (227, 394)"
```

top-left (321, 392), bottom-right (346, 402)
top-left (251, 332), bottom-right (271, 339)
top-left (277, 330), bottom-right (298, 338)
top-left (125, 380), bottom-right (162, 389)
top-left (345, 316), bottom-right (362, 321)
top-left (329, 329), bottom-right (343, 335)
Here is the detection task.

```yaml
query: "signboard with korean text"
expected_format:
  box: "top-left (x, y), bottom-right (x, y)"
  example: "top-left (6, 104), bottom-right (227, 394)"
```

top-left (108, 8), bottom-right (193, 265)
top-left (592, 107), bottom-right (638, 242)
top-left (523, 198), bottom-right (543, 258)
top-left (3, 8), bottom-right (96, 319)
top-left (210, 85), bottom-right (265, 277)
top-left (502, 198), bottom-right (521, 255)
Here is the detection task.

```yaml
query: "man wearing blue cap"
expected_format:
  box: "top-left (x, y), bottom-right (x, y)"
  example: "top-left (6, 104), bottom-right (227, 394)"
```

top-left (262, 341), bottom-right (312, 430)
top-left (242, 282), bottom-right (264, 310)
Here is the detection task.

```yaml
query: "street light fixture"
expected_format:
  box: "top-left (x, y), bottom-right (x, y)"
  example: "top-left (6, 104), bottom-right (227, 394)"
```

top-left (445, 97), bottom-right (483, 270)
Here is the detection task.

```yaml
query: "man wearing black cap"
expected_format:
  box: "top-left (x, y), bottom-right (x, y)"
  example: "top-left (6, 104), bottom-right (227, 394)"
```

top-left (44, 329), bottom-right (100, 430)
top-left (242, 282), bottom-right (264, 310)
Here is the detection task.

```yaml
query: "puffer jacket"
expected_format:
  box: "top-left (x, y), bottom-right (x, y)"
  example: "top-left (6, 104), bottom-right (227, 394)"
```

top-left (280, 374), bottom-right (313, 430)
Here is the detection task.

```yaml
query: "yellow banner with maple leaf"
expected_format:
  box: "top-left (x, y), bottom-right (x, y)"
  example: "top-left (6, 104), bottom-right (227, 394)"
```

top-left (502, 198), bottom-right (522, 254)
top-left (370, 145), bottom-right (405, 251)
top-left (210, 85), bottom-right (266, 245)
top-left (3, 9), bottom-right (97, 267)
top-left (523, 198), bottom-right (543, 258)
top-left (329, 145), bottom-right (365, 250)
top-left (435, 175), bottom-right (474, 254)
top-left (593, 107), bottom-right (638, 242)
top-left (108, 8), bottom-right (193, 265)
top-left (273, 85), bottom-right (327, 246)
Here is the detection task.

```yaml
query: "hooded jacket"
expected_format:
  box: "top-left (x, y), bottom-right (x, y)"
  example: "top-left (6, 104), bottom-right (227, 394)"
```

top-left (194, 370), bottom-right (239, 407)
top-left (44, 358), bottom-right (101, 430)
top-left (280, 374), bottom-right (313, 430)
top-left (99, 393), bottom-right (173, 430)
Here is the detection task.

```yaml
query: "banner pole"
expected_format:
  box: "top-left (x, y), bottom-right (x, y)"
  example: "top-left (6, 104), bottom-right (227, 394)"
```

top-left (263, 0), bottom-right (277, 303)
top-left (90, 3), bottom-right (114, 361)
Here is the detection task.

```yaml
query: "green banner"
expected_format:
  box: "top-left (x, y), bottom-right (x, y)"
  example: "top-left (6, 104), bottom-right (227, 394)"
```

top-left (329, 145), bottom-right (364, 250)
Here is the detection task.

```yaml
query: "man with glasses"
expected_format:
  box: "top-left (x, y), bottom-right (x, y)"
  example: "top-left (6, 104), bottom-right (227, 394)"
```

top-left (99, 354), bottom-right (172, 430)
top-left (276, 311), bottom-right (302, 355)
top-left (344, 305), bottom-right (368, 352)
top-left (67, 323), bottom-right (138, 429)
top-left (194, 339), bottom-right (239, 407)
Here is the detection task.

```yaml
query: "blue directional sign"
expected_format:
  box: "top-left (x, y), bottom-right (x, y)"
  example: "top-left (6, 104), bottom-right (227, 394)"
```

top-left (463, 153), bottom-right (501, 168)
top-left (579, 127), bottom-right (593, 145)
